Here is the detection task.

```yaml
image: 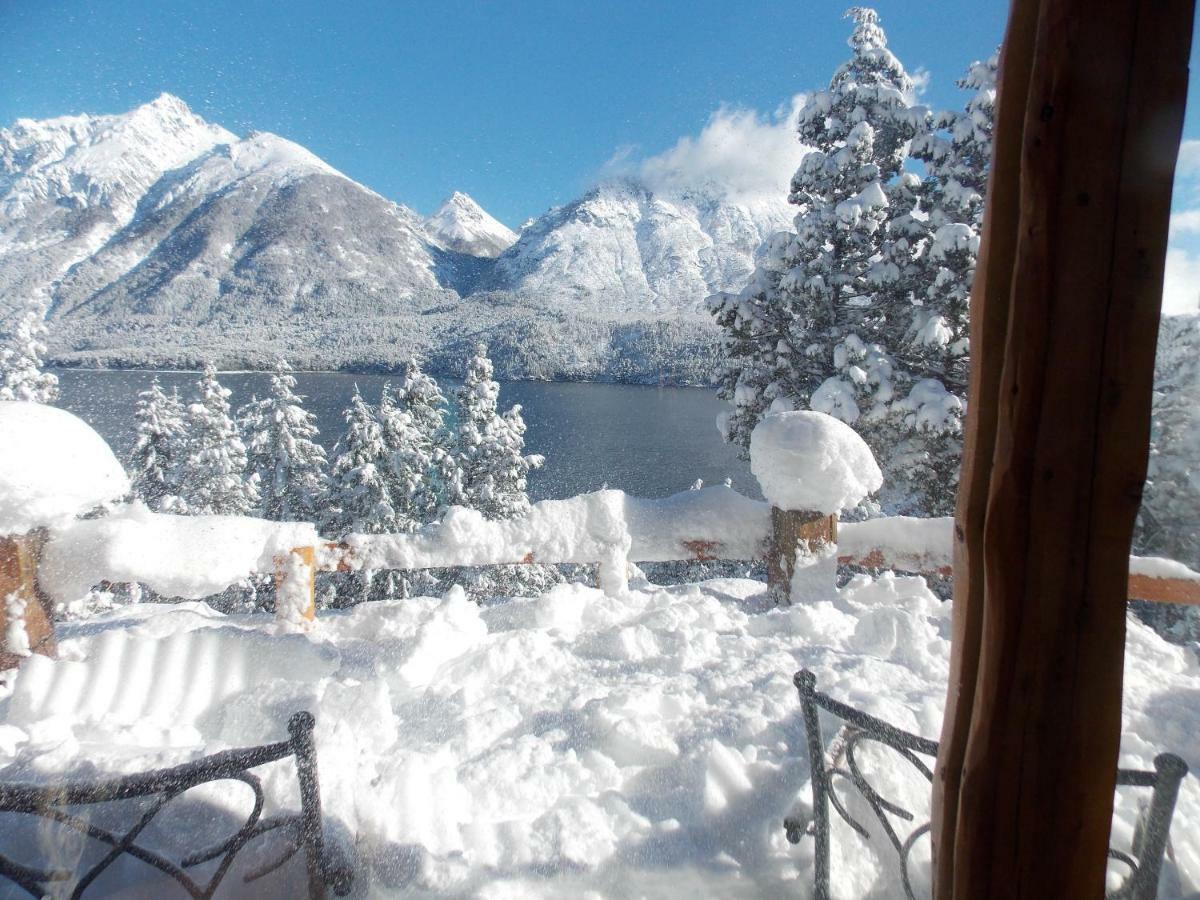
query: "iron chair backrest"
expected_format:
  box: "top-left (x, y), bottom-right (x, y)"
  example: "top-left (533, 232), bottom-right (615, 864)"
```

top-left (0, 711), bottom-right (351, 899)
top-left (787, 669), bottom-right (1189, 900)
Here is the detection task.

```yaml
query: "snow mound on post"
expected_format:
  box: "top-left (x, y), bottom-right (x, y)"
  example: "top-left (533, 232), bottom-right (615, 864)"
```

top-left (750, 410), bottom-right (882, 513)
top-left (0, 402), bottom-right (130, 536)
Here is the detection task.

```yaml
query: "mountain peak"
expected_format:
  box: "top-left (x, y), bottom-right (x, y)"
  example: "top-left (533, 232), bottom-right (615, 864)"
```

top-left (426, 191), bottom-right (516, 258)
top-left (142, 92), bottom-right (193, 115)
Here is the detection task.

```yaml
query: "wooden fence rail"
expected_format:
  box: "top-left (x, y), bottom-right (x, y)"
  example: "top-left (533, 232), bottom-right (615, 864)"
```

top-left (273, 508), bottom-right (1200, 621)
top-left (4, 487), bottom-right (1196, 657)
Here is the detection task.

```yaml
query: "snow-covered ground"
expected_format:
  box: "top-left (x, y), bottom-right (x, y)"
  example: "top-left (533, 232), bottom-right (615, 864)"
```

top-left (1, 573), bottom-right (1196, 898)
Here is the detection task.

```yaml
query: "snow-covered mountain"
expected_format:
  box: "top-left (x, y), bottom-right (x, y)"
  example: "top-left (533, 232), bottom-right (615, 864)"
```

top-left (51, 129), bottom-right (446, 322)
top-left (485, 179), bottom-right (793, 316)
top-left (424, 191), bottom-right (516, 258)
top-left (1, 95), bottom-right (797, 381)
top-left (0, 94), bottom-right (235, 300)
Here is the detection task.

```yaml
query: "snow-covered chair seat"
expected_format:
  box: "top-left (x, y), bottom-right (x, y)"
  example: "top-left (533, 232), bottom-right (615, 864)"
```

top-left (0, 712), bottom-right (351, 899)
top-left (785, 669), bottom-right (1189, 900)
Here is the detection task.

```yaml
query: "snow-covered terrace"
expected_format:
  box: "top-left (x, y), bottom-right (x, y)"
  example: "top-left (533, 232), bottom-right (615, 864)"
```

top-left (1, 404), bottom-right (1198, 897)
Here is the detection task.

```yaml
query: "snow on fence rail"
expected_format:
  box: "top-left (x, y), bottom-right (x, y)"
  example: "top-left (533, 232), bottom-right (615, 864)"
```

top-left (5, 404), bottom-right (1198, 652)
top-left (32, 488), bottom-right (1200, 628)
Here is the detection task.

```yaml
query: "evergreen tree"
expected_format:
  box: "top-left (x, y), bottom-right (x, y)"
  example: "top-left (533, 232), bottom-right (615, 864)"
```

top-left (1132, 316), bottom-right (1200, 644)
top-left (180, 363), bottom-right (259, 515)
top-left (888, 52), bottom-right (998, 515)
top-left (392, 360), bottom-right (463, 518)
top-left (710, 7), bottom-right (919, 461)
top-left (327, 387), bottom-right (400, 536)
top-left (327, 387), bottom-right (409, 603)
top-left (1138, 316), bottom-right (1200, 567)
top-left (448, 345), bottom-right (561, 600)
top-left (378, 387), bottom-right (430, 532)
top-left (0, 296), bottom-right (59, 403)
top-left (130, 378), bottom-right (189, 512)
top-left (453, 345), bottom-right (543, 520)
top-left (243, 359), bottom-right (329, 522)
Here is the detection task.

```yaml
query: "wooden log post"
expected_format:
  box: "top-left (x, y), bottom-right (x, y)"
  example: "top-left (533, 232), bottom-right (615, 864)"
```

top-left (274, 546), bottom-right (316, 626)
top-left (0, 531), bottom-right (57, 671)
top-left (766, 508), bottom-right (837, 604)
top-left (932, 0), bottom-right (1195, 897)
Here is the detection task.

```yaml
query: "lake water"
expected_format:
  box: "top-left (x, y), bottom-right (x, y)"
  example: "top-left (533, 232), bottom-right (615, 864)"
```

top-left (52, 369), bottom-right (758, 502)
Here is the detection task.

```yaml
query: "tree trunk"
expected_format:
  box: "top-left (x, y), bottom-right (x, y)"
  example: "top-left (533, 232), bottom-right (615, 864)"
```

top-left (932, 0), bottom-right (1194, 897)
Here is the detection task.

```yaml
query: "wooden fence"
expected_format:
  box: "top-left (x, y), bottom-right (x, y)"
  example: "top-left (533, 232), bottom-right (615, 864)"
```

top-left (3, 487), bottom-right (1197, 648)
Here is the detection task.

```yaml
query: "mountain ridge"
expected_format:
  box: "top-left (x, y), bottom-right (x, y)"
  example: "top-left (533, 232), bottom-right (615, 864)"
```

top-left (2, 94), bottom-right (796, 383)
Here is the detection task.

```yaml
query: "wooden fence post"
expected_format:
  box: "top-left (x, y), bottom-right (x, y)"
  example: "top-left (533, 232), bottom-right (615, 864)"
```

top-left (767, 508), bottom-right (837, 604)
top-left (274, 546), bottom-right (316, 626)
top-left (0, 531), bottom-right (57, 671)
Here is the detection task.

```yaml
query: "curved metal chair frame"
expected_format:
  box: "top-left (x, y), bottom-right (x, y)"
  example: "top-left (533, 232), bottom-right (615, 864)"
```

top-left (785, 669), bottom-right (1189, 900)
top-left (0, 712), bottom-right (352, 899)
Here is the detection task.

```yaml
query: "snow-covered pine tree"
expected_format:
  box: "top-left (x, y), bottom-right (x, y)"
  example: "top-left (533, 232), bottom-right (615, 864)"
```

top-left (887, 52), bottom-right (998, 515)
top-left (180, 363), bottom-right (259, 516)
top-left (454, 345), bottom-right (543, 520)
top-left (327, 387), bottom-right (408, 603)
top-left (1138, 316), bottom-right (1200, 566)
top-left (378, 386), bottom-right (431, 532)
top-left (709, 7), bottom-right (919, 467)
top-left (1132, 315), bottom-right (1200, 644)
top-left (393, 359), bottom-right (463, 519)
top-left (449, 345), bottom-right (560, 599)
top-left (0, 295), bottom-right (59, 403)
top-left (130, 378), bottom-right (189, 512)
top-left (243, 359), bottom-right (329, 522)
top-left (326, 387), bottom-right (401, 536)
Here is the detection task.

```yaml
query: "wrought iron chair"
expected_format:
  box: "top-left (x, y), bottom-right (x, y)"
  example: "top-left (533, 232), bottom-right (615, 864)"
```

top-left (0, 711), bottom-right (352, 899)
top-left (786, 669), bottom-right (1189, 900)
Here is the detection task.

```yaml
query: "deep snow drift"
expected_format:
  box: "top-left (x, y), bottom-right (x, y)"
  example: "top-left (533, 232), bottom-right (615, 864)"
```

top-left (1, 575), bottom-right (1196, 898)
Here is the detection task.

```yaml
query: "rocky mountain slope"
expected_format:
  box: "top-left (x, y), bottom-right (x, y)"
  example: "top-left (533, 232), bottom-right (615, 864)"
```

top-left (1, 95), bottom-right (795, 382)
top-left (485, 179), bottom-right (793, 316)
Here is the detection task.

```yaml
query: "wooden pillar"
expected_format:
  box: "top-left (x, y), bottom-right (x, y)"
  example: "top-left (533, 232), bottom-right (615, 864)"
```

top-left (932, 0), bottom-right (1194, 897)
top-left (767, 508), bottom-right (837, 603)
top-left (0, 532), bottom-right (57, 671)
top-left (274, 546), bottom-right (316, 625)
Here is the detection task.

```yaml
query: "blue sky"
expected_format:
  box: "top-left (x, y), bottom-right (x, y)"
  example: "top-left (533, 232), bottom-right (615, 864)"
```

top-left (2, 0), bottom-right (1011, 224)
top-left (4, 0), bottom-right (1199, 311)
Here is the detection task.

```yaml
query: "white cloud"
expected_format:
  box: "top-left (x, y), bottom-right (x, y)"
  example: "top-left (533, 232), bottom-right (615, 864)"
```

top-left (604, 95), bottom-right (810, 203)
top-left (1161, 247), bottom-right (1200, 316)
top-left (908, 67), bottom-right (932, 103)
top-left (1177, 139), bottom-right (1200, 177)
top-left (1171, 208), bottom-right (1200, 233)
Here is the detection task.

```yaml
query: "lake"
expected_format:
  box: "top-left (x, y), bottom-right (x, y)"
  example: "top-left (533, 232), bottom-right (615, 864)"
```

top-left (52, 369), bottom-right (758, 502)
